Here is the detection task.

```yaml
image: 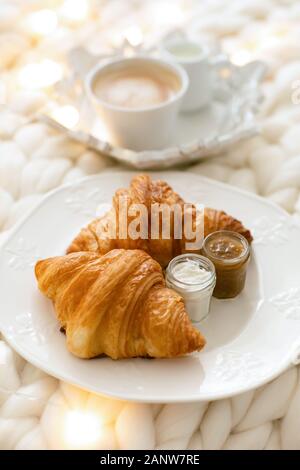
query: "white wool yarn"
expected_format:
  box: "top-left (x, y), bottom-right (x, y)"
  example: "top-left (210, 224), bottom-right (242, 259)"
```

top-left (228, 168), bottom-right (258, 193)
top-left (0, 417), bottom-right (38, 450)
top-left (31, 136), bottom-right (85, 162)
top-left (188, 162), bottom-right (231, 182)
top-left (261, 116), bottom-right (290, 143)
top-left (1, 378), bottom-right (58, 419)
top-left (188, 431), bottom-right (203, 450)
top-left (281, 377), bottom-right (300, 450)
top-left (14, 123), bottom-right (53, 156)
top-left (267, 187), bottom-right (298, 212)
top-left (235, 368), bottom-right (298, 431)
top-left (267, 155), bottom-right (300, 193)
top-left (34, 158), bottom-right (72, 193)
top-left (21, 363), bottom-right (49, 386)
top-left (156, 402), bottom-right (207, 446)
top-left (116, 404), bottom-right (155, 450)
top-left (78, 151), bottom-right (114, 174)
top-left (0, 341), bottom-right (21, 405)
top-left (0, 188), bottom-right (13, 229)
top-left (281, 126), bottom-right (300, 156)
top-left (223, 422), bottom-right (273, 450)
top-left (0, 110), bottom-right (25, 138)
top-left (0, 4), bottom-right (19, 32)
top-left (9, 91), bottom-right (47, 116)
top-left (15, 425), bottom-right (48, 450)
top-left (200, 400), bottom-right (231, 450)
top-left (0, 33), bottom-right (29, 68)
top-left (248, 145), bottom-right (286, 194)
top-left (3, 194), bottom-right (43, 229)
top-left (0, 141), bottom-right (26, 198)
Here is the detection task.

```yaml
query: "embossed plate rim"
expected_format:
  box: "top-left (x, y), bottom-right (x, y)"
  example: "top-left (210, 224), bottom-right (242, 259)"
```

top-left (0, 172), bottom-right (299, 402)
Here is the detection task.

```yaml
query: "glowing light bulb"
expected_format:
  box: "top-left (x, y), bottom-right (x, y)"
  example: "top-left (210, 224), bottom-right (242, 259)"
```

top-left (231, 49), bottom-right (252, 66)
top-left (60, 0), bottom-right (89, 24)
top-left (51, 105), bottom-right (79, 129)
top-left (124, 25), bottom-right (143, 47)
top-left (64, 410), bottom-right (103, 448)
top-left (24, 9), bottom-right (58, 37)
top-left (18, 59), bottom-right (63, 90)
top-left (151, 2), bottom-right (185, 27)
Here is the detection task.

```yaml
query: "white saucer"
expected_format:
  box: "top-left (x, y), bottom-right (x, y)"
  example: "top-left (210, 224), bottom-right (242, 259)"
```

top-left (1, 172), bottom-right (300, 402)
top-left (40, 58), bottom-right (266, 170)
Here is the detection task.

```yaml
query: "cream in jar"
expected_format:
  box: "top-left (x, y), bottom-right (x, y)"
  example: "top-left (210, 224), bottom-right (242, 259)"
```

top-left (166, 254), bottom-right (216, 323)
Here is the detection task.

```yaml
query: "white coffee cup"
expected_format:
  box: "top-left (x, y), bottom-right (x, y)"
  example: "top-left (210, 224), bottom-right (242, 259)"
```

top-left (85, 55), bottom-right (189, 151)
top-left (160, 38), bottom-right (219, 112)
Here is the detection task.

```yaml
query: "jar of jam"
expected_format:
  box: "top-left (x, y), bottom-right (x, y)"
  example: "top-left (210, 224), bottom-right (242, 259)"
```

top-left (202, 230), bottom-right (250, 299)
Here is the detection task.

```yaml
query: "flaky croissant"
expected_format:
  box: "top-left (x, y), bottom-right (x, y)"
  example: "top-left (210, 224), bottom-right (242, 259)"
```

top-left (35, 249), bottom-right (205, 360)
top-left (67, 174), bottom-right (252, 267)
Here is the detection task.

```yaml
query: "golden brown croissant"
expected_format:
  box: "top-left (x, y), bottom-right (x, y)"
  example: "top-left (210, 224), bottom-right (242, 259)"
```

top-left (67, 174), bottom-right (185, 267)
top-left (67, 175), bottom-right (252, 267)
top-left (203, 208), bottom-right (252, 242)
top-left (35, 249), bottom-right (205, 360)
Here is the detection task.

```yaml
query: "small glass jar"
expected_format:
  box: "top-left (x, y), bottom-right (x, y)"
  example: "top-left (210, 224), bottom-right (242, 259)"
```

top-left (202, 230), bottom-right (250, 299)
top-left (166, 254), bottom-right (216, 323)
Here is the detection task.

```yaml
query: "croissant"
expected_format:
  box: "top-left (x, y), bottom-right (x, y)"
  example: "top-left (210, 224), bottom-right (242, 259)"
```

top-left (35, 249), bottom-right (205, 359)
top-left (67, 175), bottom-right (252, 267)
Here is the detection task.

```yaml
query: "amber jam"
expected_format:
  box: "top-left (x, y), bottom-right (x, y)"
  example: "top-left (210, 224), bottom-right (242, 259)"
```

top-left (202, 230), bottom-right (250, 299)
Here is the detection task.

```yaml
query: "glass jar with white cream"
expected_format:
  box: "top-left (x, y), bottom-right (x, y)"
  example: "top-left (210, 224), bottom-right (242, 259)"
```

top-left (166, 254), bottom-right (216, 323)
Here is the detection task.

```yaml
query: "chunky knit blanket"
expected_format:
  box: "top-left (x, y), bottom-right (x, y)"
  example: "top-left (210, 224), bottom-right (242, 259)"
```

top-left (1, 0), bottom-right (300, 450)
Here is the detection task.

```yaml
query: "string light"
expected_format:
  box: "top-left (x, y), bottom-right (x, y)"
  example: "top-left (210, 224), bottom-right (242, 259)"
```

top-left (51, 105), bottom-right (80, 129)
top-left (64, 410), bottom-right (103, 449)
top-left (123, 25), bottom-right (143, 47)
top-left (23, 9), bottom-right (58, 38)
top-left (18, 59), bottom-right (63, 90)
top-left (60, 0), bottom-right (89, 24)
top-left (230, 49), bottom-right (252, 66)
top-left (150, 1), bottom-right (185, 27)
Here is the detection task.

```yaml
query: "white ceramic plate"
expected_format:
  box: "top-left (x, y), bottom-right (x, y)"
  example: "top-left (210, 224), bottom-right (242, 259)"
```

top-left (1, 172), bottom-right (300, 403)
top-left (40, 59), bottom-right (266, 169)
